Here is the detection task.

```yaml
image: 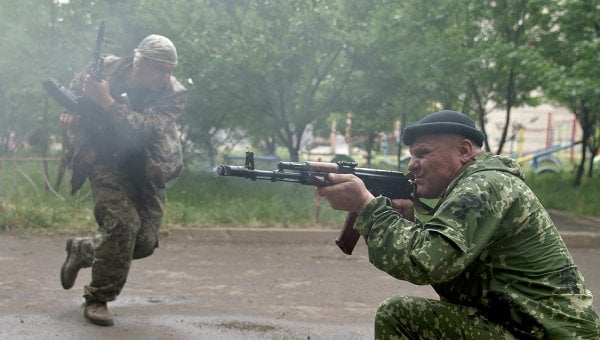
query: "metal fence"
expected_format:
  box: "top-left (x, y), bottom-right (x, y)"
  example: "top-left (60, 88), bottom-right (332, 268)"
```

top-left (0, 157), bottom-right (91, 204)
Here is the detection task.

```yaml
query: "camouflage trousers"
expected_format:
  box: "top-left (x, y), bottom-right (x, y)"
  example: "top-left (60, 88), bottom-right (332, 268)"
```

top-left (74, 163), bottom-right (166, 304)
top-left (375, 296), bottom-right (516, 340)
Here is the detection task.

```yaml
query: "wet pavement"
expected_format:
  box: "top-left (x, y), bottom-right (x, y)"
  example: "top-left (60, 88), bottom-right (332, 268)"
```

top-left (0, 210), bottom-right (598, 339)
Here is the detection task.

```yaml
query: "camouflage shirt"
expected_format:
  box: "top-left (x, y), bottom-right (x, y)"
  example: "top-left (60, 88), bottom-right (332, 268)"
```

top-left (355, 152), bottom-right (600, 338)
top-left (65, 56), bottom-right (187, 191)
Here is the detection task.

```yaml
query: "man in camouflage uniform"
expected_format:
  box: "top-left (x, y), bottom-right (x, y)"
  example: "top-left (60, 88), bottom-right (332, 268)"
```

top-left (59, 35), bottom-right (187, 326)
top-left (318, 110), bottom-right (600, 339)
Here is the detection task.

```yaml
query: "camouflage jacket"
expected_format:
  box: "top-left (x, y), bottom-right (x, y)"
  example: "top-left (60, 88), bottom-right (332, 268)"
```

top-left (355, 152), bottom-right (600, 339)
top-left (64, 56), bottom-right (187, 192)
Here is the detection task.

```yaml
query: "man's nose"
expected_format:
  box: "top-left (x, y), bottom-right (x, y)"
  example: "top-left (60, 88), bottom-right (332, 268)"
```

top-left (407, 158), bottom-right (417, 172)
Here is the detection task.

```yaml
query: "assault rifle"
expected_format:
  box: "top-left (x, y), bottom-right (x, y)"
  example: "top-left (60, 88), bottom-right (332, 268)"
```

top-left (89, 20), bottom-right (106, 81)
top-left (41, 21), bottom-right (108, 195)
top-left (216, 151), bottom-right (414, 255)
top-left (41, 20), bottom-right (106, 113)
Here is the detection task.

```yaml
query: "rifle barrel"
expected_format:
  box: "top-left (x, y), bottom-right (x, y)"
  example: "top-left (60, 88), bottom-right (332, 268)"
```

top-left (216, 165), bottom-right (305, 183)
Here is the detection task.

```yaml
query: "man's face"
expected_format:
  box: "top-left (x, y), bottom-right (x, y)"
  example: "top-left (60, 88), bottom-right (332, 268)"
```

top-left (407, 134), bottom-right (467, 199)
top-left (133, 58), bottom-right (176, 92)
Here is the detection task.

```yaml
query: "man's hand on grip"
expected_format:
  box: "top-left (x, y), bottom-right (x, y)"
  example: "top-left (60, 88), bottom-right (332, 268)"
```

top-left (82, 74), bottom-right (114, 111)
top-left (317, 173), bottom-right (374, 213)
top-left (59, 112), bottom-right (79, 128)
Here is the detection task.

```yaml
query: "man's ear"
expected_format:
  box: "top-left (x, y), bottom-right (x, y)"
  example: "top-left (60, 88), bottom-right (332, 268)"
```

top-left (458, 139), bottom-right (475, 164)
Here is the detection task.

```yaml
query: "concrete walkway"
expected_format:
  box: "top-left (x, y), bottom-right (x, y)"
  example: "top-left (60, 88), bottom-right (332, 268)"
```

top-left (547, 209), bottom-right (600, 249)
top-left (167, 209), bottom-right (600, 249)
top-left (0, 209), bottom-right (597, 339)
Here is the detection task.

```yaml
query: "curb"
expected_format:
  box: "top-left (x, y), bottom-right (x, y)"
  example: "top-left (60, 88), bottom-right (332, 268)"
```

top-left (547, 209), bottom-right (600, 233)
top-left (165, 227), bottom-right (600, 249)
top-left (560, 231), bottom-right (600, 249)
top-left (166, 227), bottom-right (339, 245)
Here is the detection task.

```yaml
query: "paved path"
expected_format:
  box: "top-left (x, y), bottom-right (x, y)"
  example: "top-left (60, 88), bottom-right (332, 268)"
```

top-left (1, 216), bottom-right (599, 339)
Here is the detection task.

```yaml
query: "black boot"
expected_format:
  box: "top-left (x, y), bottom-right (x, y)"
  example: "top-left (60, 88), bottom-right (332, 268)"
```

top-left (60, 238), bottom-right (85, 289)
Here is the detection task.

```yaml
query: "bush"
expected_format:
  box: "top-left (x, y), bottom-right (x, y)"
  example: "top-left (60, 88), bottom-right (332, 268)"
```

top-left (525, 169), bottom-right (600, 218)
top-left (1, 158), bottom-right (599, 232)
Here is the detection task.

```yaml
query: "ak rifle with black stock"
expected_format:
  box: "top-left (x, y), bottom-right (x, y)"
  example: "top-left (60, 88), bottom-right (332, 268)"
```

top-left (216, 151), bottom-right (415, 255)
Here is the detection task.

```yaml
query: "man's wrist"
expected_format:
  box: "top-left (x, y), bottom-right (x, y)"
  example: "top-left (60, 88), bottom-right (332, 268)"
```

top-left (355, 193), bottom-right (375, 213)
top-left (102, 97), bottom-right (115, 112)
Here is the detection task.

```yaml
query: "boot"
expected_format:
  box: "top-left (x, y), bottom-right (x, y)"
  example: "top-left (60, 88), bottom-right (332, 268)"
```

top-left (84, 300), bottom-right (114, 326)
top-left (60, 238), bottom-right (84, 289)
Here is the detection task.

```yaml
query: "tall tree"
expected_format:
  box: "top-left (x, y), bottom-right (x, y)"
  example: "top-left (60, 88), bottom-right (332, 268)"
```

top-left (460, 0), bottom-right (547, 154)
top-left (173, 0), bottom-right (355, 162)
top-left (340, 0), bottom-right (458, 166)
top-left (533, 0), bottom-right (600, 184)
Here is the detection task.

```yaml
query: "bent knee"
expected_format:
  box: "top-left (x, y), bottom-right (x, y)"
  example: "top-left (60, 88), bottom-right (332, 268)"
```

top-left (377, 295), bottom-right (412, 316)
top-left (133, 242), bottom-right (157, 259)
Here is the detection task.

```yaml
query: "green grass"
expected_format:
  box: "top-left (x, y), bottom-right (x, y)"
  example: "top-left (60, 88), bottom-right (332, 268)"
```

top-left (0, 157), bottom-right (598, 233)
top-left (165, 170), bottom-right (345, 228)
top-left (0, 160), bottom-right (346, 233)
top-left (525, 169), bottom-right (600, 218)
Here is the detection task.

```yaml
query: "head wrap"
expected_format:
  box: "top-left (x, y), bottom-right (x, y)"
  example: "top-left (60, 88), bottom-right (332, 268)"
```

top-left (403, 110), bottom-right (484, 147)
top-left (134, 34), bottom-right (178, 65)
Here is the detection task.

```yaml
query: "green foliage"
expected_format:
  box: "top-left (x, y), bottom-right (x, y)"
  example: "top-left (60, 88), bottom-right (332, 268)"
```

top-left (1, 0), bottom-right (598, 191)
top-left (165, 170), bottom-right (345, 228)
top-left (0, 200), bottom-right (93, 232)
top-left (0, 160), bottom-right (347, 232)
top-left (2, 162), bottom-right (600, 233)
top-left (0, 157), bottom-right (96, 232)
top-left (525, 170), bottom-right (600, 218)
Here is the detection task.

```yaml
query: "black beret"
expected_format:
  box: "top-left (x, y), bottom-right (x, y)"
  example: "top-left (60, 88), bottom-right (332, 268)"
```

top-left (402, 110), bottom-right (484, 147)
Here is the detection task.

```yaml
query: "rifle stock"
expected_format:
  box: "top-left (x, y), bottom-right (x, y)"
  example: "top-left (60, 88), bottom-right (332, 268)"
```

top-left (216, 151), bottom-right (414, 255)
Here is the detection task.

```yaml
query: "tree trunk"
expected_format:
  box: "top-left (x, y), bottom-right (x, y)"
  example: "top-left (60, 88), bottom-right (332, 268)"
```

top-left (397, 113), bottom-right (407, 171)
top-left (495, 68), bottom-right (516, 155)
top-left (42, 96), bottom-right (50, 191)
top-left (573, 104), bottom-right (590, 186)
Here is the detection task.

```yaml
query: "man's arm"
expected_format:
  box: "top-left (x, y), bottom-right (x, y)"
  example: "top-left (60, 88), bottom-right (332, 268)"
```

top-left (81, 74), bottom-right (114, 112)
top-left (82, 75), bottom-right (187, 143)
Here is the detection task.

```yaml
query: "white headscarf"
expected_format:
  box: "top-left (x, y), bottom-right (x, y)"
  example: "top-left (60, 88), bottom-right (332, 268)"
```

top-left (134, 34), bottom-right (178, 65)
